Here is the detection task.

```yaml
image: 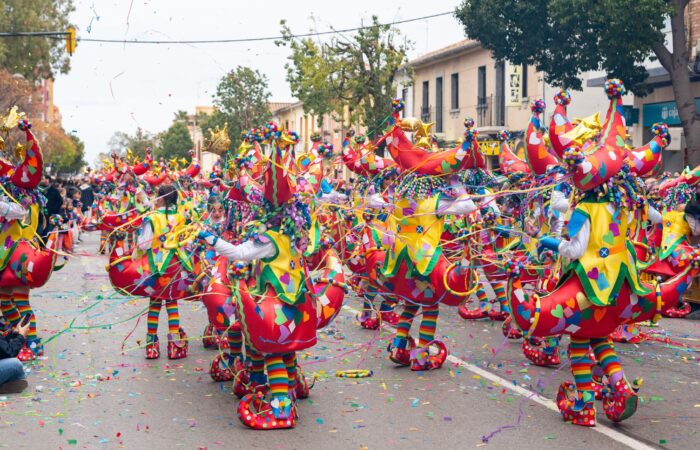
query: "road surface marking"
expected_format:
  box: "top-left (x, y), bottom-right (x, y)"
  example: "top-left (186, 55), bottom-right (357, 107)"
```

top-left (342, 305), bottom-right (655, 450)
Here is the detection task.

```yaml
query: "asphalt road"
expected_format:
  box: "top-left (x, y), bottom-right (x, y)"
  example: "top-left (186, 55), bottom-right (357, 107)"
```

top-left (1, 232), bottom-right (698, 449)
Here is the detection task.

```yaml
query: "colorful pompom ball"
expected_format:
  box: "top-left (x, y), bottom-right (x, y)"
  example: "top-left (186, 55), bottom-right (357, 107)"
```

top-left (318, 141), bottom-right (334, 158)
top-left (310, 131), bottom-right (323, 143)
top-left (553, 89), bottom-right (571, 106)
top-left (392, 98), bottom-right (405, 113)
top-left (498, 130), bottom-right (511, 142)
top-left (464, 117), bottom-right (475, 129)
top-left (563, 146), bottom-right (584, 166)
top-left (18, 118), bottom-right (31, 130)
top-left (505, 259), bottom-right (524, 279)
top-left (287, 130), bottom-right (300, 144)
top-left (531, 98), bottom-right (546, 114)
top-left (605, 79), bottom-right (626, 99)
top-left (651, 122), bottom-right (670, 140)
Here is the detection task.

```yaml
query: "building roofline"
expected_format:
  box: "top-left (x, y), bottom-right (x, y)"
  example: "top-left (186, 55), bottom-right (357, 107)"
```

top-left (271, 101), bottom-right (303, 114)
top-left (408, 39), bottom-right (482, 68)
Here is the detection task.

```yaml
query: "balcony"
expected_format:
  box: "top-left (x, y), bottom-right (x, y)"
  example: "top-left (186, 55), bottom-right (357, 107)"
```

top-left (476, 94), bottom-right (505, 128)
top-left (476, 95), bottom-right (492, 127)
top-left (420, 106), bottom-right (431, 123)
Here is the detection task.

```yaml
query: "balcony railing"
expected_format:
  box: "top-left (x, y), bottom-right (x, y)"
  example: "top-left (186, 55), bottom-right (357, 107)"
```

top-left (421, 106), bottom-right (431, 123)
top-left (476, 95), bottom-right (492, 127)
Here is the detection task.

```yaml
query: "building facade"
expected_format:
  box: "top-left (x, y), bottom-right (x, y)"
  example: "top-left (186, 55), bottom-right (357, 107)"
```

top-left (395, 39), bottom-right (546, 169)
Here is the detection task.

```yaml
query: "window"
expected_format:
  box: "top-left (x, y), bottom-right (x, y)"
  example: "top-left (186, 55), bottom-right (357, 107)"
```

top-left (421, 81), bottom-right (430, 121)
top-left (401, 87), bottom-right (408, 118)
top-left (477, 66), bottom-right (486, 106)
top-left (450, 73), bottom-right (459, 110)
top-left (521, 64), bottom-right (528, 98)
top-left (495, 61), bottom-right (505, 126)
top-left (436, 76), bottom-right (443, 133)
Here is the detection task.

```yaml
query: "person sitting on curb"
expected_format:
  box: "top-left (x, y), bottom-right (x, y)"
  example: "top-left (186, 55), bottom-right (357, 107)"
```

top-left (0, 318), bottom-right (30, 394)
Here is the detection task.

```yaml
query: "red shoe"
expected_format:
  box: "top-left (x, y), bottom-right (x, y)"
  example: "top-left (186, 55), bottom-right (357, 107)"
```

top-left (202, 324), bottom-right (216, 349)
top-left (237, 393), bottom-right (296, 430)
top-left (458, 305), bottom-right (488, 320)
top-left (217, 335), bottom-right (230, 351)
top-left (663, 301), bottom-right (692, 318)
top-left (167, 328), bottom-right (189, 360)
top-left (17, 345), bottom-right (36, 362)
top-left (293, 371), bottom-right (314, 400)
top-left (592, 373), bottom-right (605, 401)
top-left (210, 354), bottom-right (246, 382)
top-left (609, 325), bottom-right (641, 344)
top-left (359, 316), bottom-right (380, 330)
top-left (488, 309), bottom-right (508, 321)
top-left (410, 340), bottom-right (448, 371)
top-left (234, 376), bottom-right (267, 399)
top-left (502, 316), bottom-right (523, 339)
top-left (522, 338), bottom-right (560, 367)
top-left (603, 378), bottom-right (640, 422)
top-left (145, 336), bottom-right (160, 359)
top-left (388, 336), bottom-right (416, 366)
top-left (380, 310), bottom-right (400, 326)
top-left (556, 381), bottom-right (596, 427)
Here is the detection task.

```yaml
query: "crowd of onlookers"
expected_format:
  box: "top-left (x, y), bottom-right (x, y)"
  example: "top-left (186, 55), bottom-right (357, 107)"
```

top-left (37, 175), bottom-right (98, 251)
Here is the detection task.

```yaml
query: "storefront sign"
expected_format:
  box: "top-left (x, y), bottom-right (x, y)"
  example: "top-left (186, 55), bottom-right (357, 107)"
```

top-left (507, 63), bottom-right (522, 106)
top-left (643, 98), bottom-right (700, 126)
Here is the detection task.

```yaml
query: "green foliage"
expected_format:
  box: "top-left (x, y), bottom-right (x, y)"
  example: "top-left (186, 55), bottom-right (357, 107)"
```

top-left (107, 128), bottom-right (156, 157)
top-left (0, 0), bottom-right (76, 81)
top-left (36, 121), bottom-right (85, 174)
top-left (201, 66), bottom-right (272, 150)
top-left (158, 121), bottom-right (193, 159)
top-left (277, 15), bottom-right (411, 137)
top-left (455, 0), bottom-right (670, 95)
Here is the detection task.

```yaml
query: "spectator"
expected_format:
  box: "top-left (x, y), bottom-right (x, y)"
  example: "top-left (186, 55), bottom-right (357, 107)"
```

top-left (79, 177), bottom-right (95, 215)
top-left (0, 318), bottom-right (30, 394)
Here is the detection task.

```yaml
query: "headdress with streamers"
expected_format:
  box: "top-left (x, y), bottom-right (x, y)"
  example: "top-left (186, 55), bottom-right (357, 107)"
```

top-left (565, 79), bottom-right (627, 191)
top-left (525, 98), bottom-right (560, 176)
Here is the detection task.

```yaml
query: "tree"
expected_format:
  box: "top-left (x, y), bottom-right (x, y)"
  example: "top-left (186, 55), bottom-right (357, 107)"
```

top-left (32, 119), bottom-right (85, 174)
top-left (277, 16), bottom-right (411, 139)
top-left (107, 128), bottom-right (157, 157)
top-left (201, 66), bottom-right (272, 151)
top-left (456, 0), bottom-right (700, 165)
top-left (0, 0), bottom-right (76, 81)
top-left (158, 121), bottom-right (193, 159)
top-left (0, 69), bottom-right (38, 117)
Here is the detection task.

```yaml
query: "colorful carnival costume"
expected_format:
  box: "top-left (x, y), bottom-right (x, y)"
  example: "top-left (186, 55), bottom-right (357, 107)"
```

top-left (643, 165), bottom-right (700, 318)
top-left (198, 126), bottom-right (345, 430)
top-left (340, 130), bottom-right (400, 329)
top-left (0, 116), bottom-right (60, 361)
top-left (108, 182), bottom-right (199, 360)
top-left (508, 80), bottom-right (693, 427)
top-left (364, 100), bottom-right (481, 371)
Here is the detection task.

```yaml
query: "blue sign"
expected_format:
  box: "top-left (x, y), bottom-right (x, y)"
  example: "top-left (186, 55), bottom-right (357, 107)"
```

top-left (623, 106), bottom-right (639, 125)
top-left (643, 98), bottom-right (700, 126)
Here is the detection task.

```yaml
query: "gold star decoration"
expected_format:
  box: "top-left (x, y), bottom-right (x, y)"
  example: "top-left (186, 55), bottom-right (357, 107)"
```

top-left (1, 106), bottom-right (22, 135)
top-left (205, 123), bottom-right (231, 155)
top-left (563, 112), bottom-right (602, 147)
top-left (415, 136), bottom-right (433, 149)
top-left (414, 121), bottom-right (435, 139)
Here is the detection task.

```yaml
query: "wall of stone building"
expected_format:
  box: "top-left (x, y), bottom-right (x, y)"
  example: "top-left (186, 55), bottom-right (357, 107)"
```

top-left (411, 49), bottom-right (543, 142)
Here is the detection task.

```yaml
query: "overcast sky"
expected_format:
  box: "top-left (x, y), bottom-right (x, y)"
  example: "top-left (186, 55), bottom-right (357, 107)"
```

top-left (53, 0), bottom-right (466, 164)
